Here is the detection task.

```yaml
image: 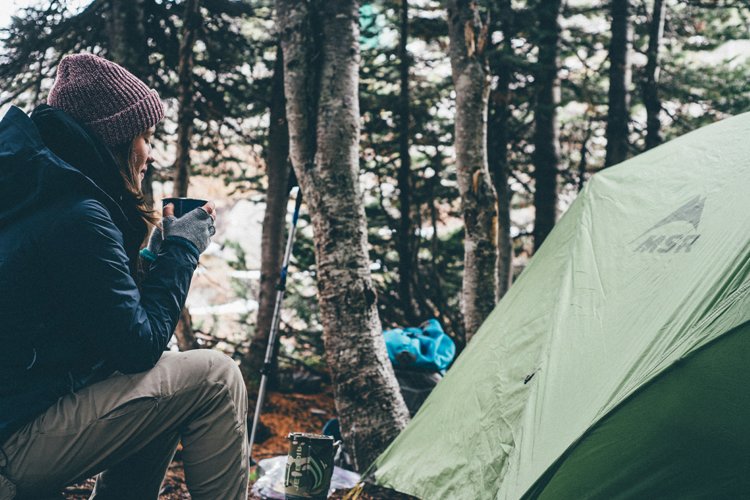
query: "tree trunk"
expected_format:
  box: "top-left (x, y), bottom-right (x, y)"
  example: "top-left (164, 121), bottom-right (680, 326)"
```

top-left (242, 44), bottom-right (291, 399)
top-left (578, 115), bottom-right (594, 192)
top-left (397, 0), bottom-right (415, 324)
top-left (605, 0), bottom-right (630, 167)
top-left (172, 0), bottom-right (201, 351)
top-left (488, 0), bottom-right (514, 300)
top-left (531, 0), bottom-right (562, 252)
top-left (107, 0), bottom-right (149, 81)
top-left (644, 0), bottom-right (665, 150)
top-left (173, 307), bottom-right (199, 351)
top-left (172, 0), bottom-right (200, 197)
top-left (277, 0), bottom-right (409, 470)
top-left (446, 0), bottom-right (498, 343)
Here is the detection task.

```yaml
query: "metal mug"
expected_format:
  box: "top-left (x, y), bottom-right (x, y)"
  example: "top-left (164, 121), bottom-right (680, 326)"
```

top-left (161, 197), bottom-right (207, 218)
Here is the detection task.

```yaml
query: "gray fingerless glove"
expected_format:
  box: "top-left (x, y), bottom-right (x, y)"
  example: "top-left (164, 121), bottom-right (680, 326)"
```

top-left (163, 207), bottom-right (216, 255)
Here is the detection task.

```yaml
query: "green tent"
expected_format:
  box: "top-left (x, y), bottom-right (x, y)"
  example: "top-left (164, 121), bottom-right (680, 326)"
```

top-left (373, 113), bottom-right (750, 499)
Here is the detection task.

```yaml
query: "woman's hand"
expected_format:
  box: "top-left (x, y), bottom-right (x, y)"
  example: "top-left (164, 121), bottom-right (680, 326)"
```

top-left (162, 201), bottom-right (217, 255)
top-left (198, 201), bottom-right (216, 221)
top-left (141, 202), bottom-right (216, 262)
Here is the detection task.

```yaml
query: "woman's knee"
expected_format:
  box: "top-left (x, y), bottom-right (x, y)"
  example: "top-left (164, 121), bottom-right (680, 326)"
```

top-left (156, 350), bottom-right (246, 413)
top-left (192, 351), bottom-right (246, 403)
top-left (204, 350), bottom-right (241, 378)
top-left (166, 349), bottom-right (233, 376)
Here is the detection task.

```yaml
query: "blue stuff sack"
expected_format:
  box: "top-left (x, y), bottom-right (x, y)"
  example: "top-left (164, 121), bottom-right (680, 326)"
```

top-left (383, 318), bottom-right (456, 372)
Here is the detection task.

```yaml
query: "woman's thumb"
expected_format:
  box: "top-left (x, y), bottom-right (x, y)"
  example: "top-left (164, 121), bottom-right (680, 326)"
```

top-left (163, 203), bottom-right (175, 218)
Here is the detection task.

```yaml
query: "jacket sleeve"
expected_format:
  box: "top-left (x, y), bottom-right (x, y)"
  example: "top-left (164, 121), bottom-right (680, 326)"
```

top-left (47, 199), bottom-right (199, 373)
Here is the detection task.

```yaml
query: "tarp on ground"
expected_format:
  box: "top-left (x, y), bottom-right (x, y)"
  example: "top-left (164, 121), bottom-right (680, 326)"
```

top-left (372, 112), bottom-right (750, 499)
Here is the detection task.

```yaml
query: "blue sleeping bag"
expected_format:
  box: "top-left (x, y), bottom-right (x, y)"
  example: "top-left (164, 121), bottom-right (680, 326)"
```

top-left (383, 319), bottom-right (456, 372)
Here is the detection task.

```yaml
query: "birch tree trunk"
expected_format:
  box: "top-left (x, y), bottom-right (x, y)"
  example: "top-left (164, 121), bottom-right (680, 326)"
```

top-left (644, 0), bottom-right (665, 150)
top-left (173, 0), bottom-right (200, 197)
top-left (531, 0), bottom-right (562, 252)
top-left (277, 0), bottom-right (409, 470)
top-left (243, 44), bottom-right (291, 397)
top-left (488, 0), bottom-right (514, 299)
top-left (446, 0), bottom-right (498, 343)
top-left (605, 0), bottom-right (631, 167)
top-left (397, 0), bottom-right (415, 323)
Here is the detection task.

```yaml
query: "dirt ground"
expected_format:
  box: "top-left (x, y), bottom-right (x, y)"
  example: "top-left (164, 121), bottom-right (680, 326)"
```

top-left (62, 388), bottom-right (413, 499)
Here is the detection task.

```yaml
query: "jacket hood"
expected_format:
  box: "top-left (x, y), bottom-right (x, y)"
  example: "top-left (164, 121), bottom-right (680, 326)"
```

top-left (0, 105), bottom-right (146, 257)
top-left (31, 104), bottom-right (127, 201)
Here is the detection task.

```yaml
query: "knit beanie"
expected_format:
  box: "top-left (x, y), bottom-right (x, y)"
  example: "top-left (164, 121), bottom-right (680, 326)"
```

top-left (47, 53), bottom-right (164, 147)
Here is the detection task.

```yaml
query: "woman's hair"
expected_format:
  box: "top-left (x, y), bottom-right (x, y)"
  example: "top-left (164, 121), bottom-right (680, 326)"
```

top-left (111, 138), bottom-right (160, 230)
top-left (111, 137), bottom-right (159, 287)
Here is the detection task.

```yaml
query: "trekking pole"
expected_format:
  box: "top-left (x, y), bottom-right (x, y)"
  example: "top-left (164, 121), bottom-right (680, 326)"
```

top-left (249, 186), bottom-right (303, 463)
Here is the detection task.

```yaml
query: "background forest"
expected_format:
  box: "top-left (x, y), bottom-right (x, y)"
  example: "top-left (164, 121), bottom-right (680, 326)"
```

top-left (2, 0), bottom-right (750, 472)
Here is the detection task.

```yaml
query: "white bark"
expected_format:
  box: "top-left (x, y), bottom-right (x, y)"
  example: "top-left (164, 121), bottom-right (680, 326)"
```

top-left (446, 0), bottom-right (498, 342)
top-left (277, 0), bottom-right (409, 470)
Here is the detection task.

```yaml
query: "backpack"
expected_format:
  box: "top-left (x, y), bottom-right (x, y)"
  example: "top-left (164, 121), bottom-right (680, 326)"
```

top-left (383, 318), bottom-right (456, 373)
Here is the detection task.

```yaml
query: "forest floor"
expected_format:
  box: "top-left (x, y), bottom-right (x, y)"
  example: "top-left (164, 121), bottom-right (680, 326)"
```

top-left (63, 387), bottom-right (414, 499)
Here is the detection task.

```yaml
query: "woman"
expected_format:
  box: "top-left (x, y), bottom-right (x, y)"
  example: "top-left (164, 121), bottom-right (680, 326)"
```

top-left (0, 54), bottom-right (248, 499)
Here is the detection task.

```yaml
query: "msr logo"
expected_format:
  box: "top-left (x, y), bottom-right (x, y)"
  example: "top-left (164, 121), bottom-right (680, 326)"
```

top-left (631, 195), bottom-right (705, 254)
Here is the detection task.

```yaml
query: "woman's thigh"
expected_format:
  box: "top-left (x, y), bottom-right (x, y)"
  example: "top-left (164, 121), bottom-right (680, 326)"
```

top-left (0, 350), bottom-right (244, 497)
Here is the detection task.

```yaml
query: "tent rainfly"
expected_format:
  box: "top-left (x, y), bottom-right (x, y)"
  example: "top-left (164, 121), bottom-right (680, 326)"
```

top-left (372, 112), bottom-right (750, 499)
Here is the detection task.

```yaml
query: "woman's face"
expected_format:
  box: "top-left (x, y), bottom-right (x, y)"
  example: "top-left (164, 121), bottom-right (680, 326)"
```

top-left (131, 127), bottom-right (155, 187)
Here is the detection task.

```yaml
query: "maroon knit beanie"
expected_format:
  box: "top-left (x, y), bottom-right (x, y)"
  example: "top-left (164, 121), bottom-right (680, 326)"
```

top-left (47, 53), bottom-right (164, 147)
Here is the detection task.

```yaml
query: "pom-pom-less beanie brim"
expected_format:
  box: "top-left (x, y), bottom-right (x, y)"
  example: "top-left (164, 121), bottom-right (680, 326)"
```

top-left (85, 89), bottom-right (163, 147)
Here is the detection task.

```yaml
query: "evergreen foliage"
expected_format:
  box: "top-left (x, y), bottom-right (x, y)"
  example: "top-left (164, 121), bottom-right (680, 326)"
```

top-left (1, 0), bottom-right (748, 357)
top-left (0, 0), bottom-right (264, 176)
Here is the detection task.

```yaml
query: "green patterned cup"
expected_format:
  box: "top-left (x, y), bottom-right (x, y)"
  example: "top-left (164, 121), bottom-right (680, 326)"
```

top-left (284, 432), bottom-right (337, 499)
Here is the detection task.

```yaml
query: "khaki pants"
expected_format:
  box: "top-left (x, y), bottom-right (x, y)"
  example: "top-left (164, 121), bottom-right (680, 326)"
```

top-left (0, 350), bottom-right (249, 500)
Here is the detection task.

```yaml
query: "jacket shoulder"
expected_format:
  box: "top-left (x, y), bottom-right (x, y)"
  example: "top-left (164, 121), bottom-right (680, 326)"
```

top-left (65, 196), bottom-right (111, 219)
top-left (50, 196), bottom-right (121, 243)
top-left (0, 106), bottom-right (45, 156)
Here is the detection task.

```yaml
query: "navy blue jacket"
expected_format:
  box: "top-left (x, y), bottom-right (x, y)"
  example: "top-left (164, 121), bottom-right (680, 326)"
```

top-left (0, 106), bottom-right (199, 444)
